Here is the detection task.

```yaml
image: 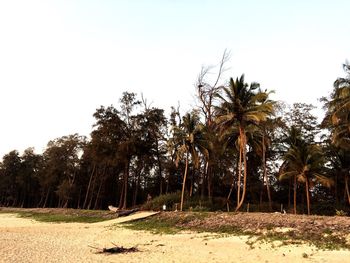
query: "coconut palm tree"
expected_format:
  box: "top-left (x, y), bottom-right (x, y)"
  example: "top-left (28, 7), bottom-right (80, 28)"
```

top-left (175, 111), bottom-right (206, 211)
top-left (326, 63), bottom-right (350, 149)
top-left (215, 75), bottom-right (274, 211)
top-left (322, 63), bottom-right (350, 206)
top-left (279, 137), bottom-right (333, 215)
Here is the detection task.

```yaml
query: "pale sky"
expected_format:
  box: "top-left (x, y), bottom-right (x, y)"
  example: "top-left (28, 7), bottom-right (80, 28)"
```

top-left (0, 0), bottom-right (349, 158)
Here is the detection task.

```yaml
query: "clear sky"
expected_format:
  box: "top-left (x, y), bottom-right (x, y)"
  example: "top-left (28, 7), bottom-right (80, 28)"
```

top-left (0, 0), bottom-right (349, 158)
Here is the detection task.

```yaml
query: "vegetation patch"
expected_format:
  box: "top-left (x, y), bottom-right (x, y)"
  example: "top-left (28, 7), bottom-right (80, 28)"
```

top-left (0, 208), bottom-right (115, 223)
top-left (124, 212), bottom-right (350, 250)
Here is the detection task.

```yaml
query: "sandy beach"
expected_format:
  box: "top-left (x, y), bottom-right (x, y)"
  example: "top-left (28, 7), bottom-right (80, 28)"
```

top-left (1, 212), bottom-right (349, 263)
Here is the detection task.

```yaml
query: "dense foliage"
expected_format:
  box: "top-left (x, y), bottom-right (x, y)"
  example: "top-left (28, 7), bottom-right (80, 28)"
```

top-left (1, 60), bottom-right (349, 215)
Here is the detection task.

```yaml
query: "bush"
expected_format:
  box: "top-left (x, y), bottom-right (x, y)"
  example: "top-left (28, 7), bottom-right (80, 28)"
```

top-left (141, 193), bottom-right (223, 211)
top-left (142, 192), bottom-right (181, 211)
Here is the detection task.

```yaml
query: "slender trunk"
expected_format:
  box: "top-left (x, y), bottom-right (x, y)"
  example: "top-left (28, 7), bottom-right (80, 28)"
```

top-left (83, 163), bottom-right (96, 209)
top-left (236, 144), bottom-right (242, 209)
top-left (345, 174), bottom-right (350, 205)
top-left (227, 153), bottom-right (239, 212)
top-left (207, 165), bottom-right (212, 203)
top-left (262, 134), bottom-right (272, 211)
top-left (77, 187), bottom-right (82, 209)
top-left (200, 161), bottom-right (207, 200)
top-left (156, 139), bottom-right (163, 195)
top-left (334, 173), bottom-right (338, 205)
top-left (118, 175), bottom-right (125, 209)
top-left (94, 179), bottom-right (103, 210)
top-left (288, 177), bottom-right (291, 210)
top-left (165, 173), bottom-right (170, 194)
top-left (87, 170), bottom-right (98, 210)
top-left (259, 187), bottom-right (263, 211)
top-left (189, 169), bottom-right (194, 197)
top-left (38, 191), bottom-right (45, 207)
top-left (293, 175), bottom-right (297, 214)
top-left (132, 165), bottom-right (142, 207)
top-left (180, 151), bottom-right (189, 211)
top-left (122, 160), bottom-right (130, 210)
top-left (305, 177), bottom-right (311, 215)
top-left (236, 127), bottom-right (247, 212)
top-left (43, 188), bottom-right (50, 208)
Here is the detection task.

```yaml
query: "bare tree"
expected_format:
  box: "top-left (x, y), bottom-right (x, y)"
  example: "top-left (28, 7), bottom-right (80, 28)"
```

top-left (195, 50), bottom-right (230, 202)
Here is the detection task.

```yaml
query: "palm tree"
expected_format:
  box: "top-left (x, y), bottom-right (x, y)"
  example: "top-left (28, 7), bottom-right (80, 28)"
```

top-left (328, 147), bottom-right (350, 206)
top-left (215, 75), bottom-right (274, 211)
top-left (279, 137), bottom-right (332, 215)
top-left (322, 63), bottom-right (350, 206)
top-left (175, 111), bottom-right (206, 211)
top-left (327, 63), bottom-right (350, 149)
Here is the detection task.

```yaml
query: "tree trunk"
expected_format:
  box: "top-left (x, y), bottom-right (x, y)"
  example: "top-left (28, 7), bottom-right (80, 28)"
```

top-left (207, 165), bottom-right (212, 203)
top-left (305, 177), bottom-right (311, 215)
top-left (236, 127), bottom-right (247, 212)
top-left (77, 187), bottom-right (82, 209)
top-left (287, 177), bottom-right (291, 210)
top-left (122, 160), bottom-right (130, 210)
top-left (235, 145), bottom-right (242, 210)
top-left (156, 139), bottom-right (163, 195)
top-left (118, 175), bottom-right (125, 209)
top-left (43, 188), bottom-right (50, 208)
top-left (87, 170), bottom-right (98, 210)
top-left (227, 153), bottom-right (239, 212)
top-left (189, 169), bottom-right (194, 197)
top-left (293, 175), bottom-right (297, 214)
top-left (345, 174), bottom-right (350, 205)
top-left (262, 134), bottom-right (272, 211)
top-left (37, 191), bottom-right (45, 207)
top-left (132, 165), bottom-right (142, 207)
top-left (200, 161), bottom-right (207, 200)
top-left (180, 151), bottom-right (189, 211)
top-left (94, 179), bottom-right (103, 210)
top-left (83, 163), bottom-right (96, 209)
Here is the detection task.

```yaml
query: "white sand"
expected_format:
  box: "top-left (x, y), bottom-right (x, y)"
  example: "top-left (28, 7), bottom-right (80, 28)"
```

top-left (0, 212), bottom-right (349, 263)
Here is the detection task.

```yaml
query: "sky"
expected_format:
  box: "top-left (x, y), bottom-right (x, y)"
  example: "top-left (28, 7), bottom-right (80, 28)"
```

top-left (0, 0), bottom-right (349, 158)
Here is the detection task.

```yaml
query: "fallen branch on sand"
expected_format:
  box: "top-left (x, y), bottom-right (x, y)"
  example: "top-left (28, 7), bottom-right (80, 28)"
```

top-left (108, 206), bottom-right (140, 217)
top-left (89, 243), bottom-right (139, 254)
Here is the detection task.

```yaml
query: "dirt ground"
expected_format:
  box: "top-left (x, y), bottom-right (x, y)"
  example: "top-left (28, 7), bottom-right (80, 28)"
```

top-left (1, 212), bottom-right (350, 263)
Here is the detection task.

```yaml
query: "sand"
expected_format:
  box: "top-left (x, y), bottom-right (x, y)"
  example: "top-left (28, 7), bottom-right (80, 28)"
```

top-left (0, 212), bottom-right (349, 263)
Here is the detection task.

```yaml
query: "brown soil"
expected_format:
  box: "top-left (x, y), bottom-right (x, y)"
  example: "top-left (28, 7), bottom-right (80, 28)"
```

top-left (168, 211), bottom-right (350, 233)
top-left (159, 212), bottom-right (350, 249)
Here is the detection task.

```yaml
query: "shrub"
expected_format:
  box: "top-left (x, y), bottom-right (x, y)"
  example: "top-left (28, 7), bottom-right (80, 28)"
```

top-left (141, 192), bottom-right (181, 211)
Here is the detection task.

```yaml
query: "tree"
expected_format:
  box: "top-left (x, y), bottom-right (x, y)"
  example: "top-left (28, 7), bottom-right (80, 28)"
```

top-left (19, 148), bottom-right (42, 207)
top-left (0, 150), bottom-right (22, 206)
top-left (196, 50), bottom-right (229, 202)
top-left (86, 105), bottom-right (126, 209)
top-left (284, 103), bottom-right (319, 143)
top-left (279, 130), bottom-right (332, 215)
top-left (39, 134), bottom-right (86, 208)
top-left (327, 63), bottom-right (350, 149)
top-left (117, 92), bottom-right (141, 209)
top-left (216, 75), bottom-right (274, 211)
top-left (321, 63), bottom-right (350, 206)
top-left (175, 111), bottom-right (206, 211)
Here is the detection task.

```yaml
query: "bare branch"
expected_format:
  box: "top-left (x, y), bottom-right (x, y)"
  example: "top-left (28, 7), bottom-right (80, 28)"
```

top-left (195, 49), bottom-right (231, 125)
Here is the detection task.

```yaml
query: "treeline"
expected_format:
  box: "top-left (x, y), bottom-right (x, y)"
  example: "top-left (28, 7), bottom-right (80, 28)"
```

top-left (0, 59), bottom-right (349, 215)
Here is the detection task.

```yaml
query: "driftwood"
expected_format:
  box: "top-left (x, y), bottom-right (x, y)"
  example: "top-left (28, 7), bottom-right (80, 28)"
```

top-left (108, 205), bottom-right (119, 212)
top-left (108, 206), bottom-right (140, 217)
top-left (116, 208), bottom-right (139, 217)
top-left (90, 243), bottom-right (139, 254)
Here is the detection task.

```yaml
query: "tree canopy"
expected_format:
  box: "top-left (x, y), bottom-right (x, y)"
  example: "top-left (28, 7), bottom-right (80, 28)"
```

top-left (1, 60), bottom-right (349, 216)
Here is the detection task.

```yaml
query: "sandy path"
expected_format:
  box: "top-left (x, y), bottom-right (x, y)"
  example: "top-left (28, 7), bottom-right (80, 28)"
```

top-left (0, 213), bottom-right (349, 263)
